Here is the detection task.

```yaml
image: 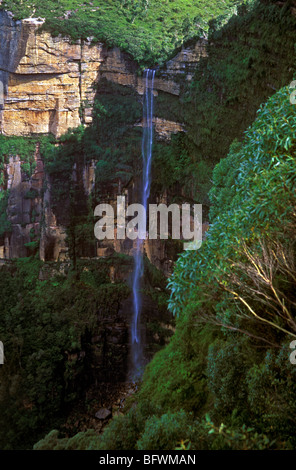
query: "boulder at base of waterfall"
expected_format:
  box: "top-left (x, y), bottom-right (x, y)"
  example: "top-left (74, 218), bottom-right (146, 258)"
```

top-left (95, 408), bottom-right (112, 420)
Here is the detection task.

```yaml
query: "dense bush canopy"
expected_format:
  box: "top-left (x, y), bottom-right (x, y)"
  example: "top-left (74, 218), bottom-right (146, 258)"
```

top-left (0, 0), bottom-right (242, 67)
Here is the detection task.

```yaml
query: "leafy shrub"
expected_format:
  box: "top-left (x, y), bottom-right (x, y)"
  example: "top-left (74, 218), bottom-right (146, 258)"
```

top-left (246, 344), bottom-right (296, 447)
top-left (168, 85), bottom-right (296, 325)
top-left (204, 414), bottom-right (277, 450)
top-left (207, 337), bottom-right (254, 419)
top-left (96, 399), bottom-right (159, 450)
top-left (136, 410), bottom-right (195, 450)
top-left (34, 429), bottom-right (101, 450)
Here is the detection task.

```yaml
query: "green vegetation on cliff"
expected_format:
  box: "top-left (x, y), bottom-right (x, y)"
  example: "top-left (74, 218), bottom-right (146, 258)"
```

top-left (35, 82), bottom-right (296, 451)
top-left (167, 0), bottom-right (296, 206)
top-left (0, 135), bottom-right (48, 239)
top-left (0, 0), bottom-right (242, 66)
top-left (38, 80), bottom-right (143, 264)
top-left (1, 0), bottom-right (296, 452)
top-left (0, 255), bottom-right (132, 449)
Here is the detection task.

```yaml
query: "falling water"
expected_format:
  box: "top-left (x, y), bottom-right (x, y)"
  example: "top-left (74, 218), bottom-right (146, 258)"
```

top-left (130, 68), bottom-right (155, 379)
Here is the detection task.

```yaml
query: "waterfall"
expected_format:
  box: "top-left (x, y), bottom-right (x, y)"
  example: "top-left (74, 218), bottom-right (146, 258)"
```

top-left (130, 68), bottom-right (155, 380)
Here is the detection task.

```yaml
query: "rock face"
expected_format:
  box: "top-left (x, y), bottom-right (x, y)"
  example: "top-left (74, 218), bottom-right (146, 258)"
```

top-left (1, 144), bottom-right (43, 259)
top-left (0, 11), bottom-right (206, 138)
top-left (153, 117), bottom-right (185, 141)
top-left (99, 40), bottom-right (207, 97)
top-left (0, 14), bottom-right (103, 136)
top-left (0, 11), bottom-right (29, 111)
top-left (0, 10), bottom-right (207, 264)
top-left (95, 408), bottom-right (112, 420)
top-left (0, 10), bottom-right (203, 388)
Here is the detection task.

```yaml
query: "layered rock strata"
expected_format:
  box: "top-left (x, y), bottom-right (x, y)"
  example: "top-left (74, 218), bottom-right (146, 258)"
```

top-left (0, 11), bottom-right (206, 138)
top-left (0, 10), bottom-right (207, 267)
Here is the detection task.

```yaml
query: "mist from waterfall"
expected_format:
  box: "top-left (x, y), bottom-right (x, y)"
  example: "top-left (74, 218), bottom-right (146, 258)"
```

top-left (130, 68), bottom-right (155, 380)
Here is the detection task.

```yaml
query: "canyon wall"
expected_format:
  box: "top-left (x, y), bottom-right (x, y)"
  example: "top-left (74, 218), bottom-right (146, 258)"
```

top-left (0, 9), bottom-right (207, 389)
top-left (0, 11), bottom-right (206, 138)
top-left (0, 10), bottom-right (206, 268)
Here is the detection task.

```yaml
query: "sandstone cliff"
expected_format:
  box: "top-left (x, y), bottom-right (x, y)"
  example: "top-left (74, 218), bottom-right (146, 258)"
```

top-left (0, 10), bottom-right (206, 138)
top-left (0, 9), bottom-right (206, 267)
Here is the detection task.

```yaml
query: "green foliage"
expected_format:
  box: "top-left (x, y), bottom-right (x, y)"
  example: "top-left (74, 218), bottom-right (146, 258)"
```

top-left (40, 127), bottom-right (97, 261)
top-left (136, 411), bottom-right (196, 450)
top-left (204, 340), bottom-right (296, 449)
top-left (33, 429), bottom-right (101, 450)
top-left (42, 128), bottom-right (82, 173)
top-left (180, 0), bottom-right (296, 206)
top-left (0, 0), bottom-right (242, 67)
top-left (0, 135), bottom-right (37, 164)
top-left (24, 188), bottom-right (39, 200)
top-left (151, 134), bottom-right (191, 198)
top-left (0, 136), bottom-right (39, 235)
top-left (246, 344), bottom-right (296, 447)
top-left (39, 82), bottom-right (143, 262)
top-left (75, 84), bottom-right (296, 452)
top-left (92, 80), bottom-right (142, 196)
top-left (137, 321), bottom-right (216, 415)
top-left (96, 402), bottom-right (153, 450)
top-left (2, 0), bottom-right (296, 453)
top-left (143, 256), bottom-right (167, 290)
top-left (0, 256), bottom-right (131, 449)
top-left (24, 241), bottom-right (39, 256)
top-left (32, 318), bottom-right (215, 450)
top-left (208, 139), bottom-right (243, 221)
top-left (207, 337), bottom-right (254, 419)
top-left (163, 84), bottom-right (296, 447)
top-left (168, 85), bottom-right (296, 319)
top-left (0, 135), bottom-right (55, 238)
top-left (204, 414), bottom-right (277, 450)
top-left (0, 191), bottom-right (11, 237)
